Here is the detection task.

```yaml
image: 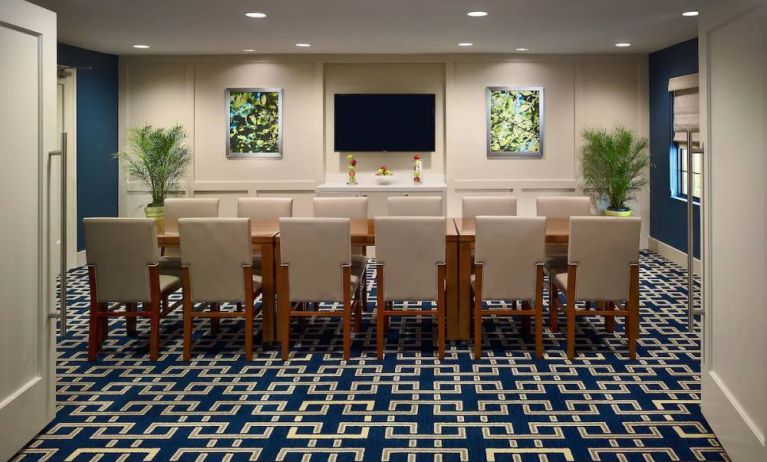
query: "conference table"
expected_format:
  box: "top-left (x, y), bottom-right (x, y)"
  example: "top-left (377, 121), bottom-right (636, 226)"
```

top-left (157, 217), bottom-right (569, 343)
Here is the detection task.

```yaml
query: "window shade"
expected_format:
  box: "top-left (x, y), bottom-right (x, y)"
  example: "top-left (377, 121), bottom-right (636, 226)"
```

top-left (669, 73), bottom-right (700, 144)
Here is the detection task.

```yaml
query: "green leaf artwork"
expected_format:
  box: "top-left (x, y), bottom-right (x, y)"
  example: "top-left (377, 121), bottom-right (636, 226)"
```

top-left (228, 89), bottom-right (281, 156)
top-left (488, 88), bottom-right (542, 155)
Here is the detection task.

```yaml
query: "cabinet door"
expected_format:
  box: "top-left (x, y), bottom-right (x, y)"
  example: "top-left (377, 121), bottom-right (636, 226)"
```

top-left (360, 192), bottom-right (390, 217)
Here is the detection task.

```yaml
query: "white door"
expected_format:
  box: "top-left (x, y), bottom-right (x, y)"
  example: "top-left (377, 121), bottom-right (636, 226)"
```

top-left (0, 0), bottom-right (57, 459)
top-left (699, 1), bottom-right (767, 461)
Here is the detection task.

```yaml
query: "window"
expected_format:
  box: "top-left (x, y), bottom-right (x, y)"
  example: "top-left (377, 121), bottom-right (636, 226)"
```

top-left (676, 144), bottom-right (702, 201)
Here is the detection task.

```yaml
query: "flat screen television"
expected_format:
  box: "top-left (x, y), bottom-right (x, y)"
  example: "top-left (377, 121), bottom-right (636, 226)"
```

top-left (334, 93), bottom-right (436, 152)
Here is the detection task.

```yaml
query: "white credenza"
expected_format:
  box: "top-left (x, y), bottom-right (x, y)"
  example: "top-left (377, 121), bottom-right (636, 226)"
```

top-left (315, 180), bottom-right (447, 217)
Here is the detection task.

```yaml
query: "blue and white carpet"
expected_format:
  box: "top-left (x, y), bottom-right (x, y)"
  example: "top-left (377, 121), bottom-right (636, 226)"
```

top-left (15, 251), bottom-right (727, 461)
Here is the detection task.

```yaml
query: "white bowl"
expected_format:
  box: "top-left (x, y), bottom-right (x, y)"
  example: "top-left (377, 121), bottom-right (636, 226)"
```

top-left (375, 175), bottom-right (394, 185)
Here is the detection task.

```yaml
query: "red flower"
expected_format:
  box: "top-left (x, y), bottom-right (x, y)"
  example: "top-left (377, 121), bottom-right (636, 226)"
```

top-left (414, 154), bottom-right (421, 160)
top-left (350, 159), bottom-right (357, 166)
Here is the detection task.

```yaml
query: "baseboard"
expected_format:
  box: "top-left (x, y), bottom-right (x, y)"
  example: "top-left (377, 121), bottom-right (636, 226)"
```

top-left (647, 237), bottom-right (701, 275)
top-left (702, 371), bottom-right (766, 461)
top-left (76, 250), bottom-right (86, 268)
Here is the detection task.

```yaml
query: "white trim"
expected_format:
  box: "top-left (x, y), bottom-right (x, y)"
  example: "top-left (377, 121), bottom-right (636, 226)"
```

top-left (647, 237), bottom-right (702, 275)
top-left (76, 250), bottom-right (86, 267)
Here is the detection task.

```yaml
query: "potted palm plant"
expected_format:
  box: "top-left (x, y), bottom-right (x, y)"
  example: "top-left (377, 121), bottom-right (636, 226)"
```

top-left (116, 124), bottom-right (191, 225)
top-left (580, 126), bottom-right (649, 217)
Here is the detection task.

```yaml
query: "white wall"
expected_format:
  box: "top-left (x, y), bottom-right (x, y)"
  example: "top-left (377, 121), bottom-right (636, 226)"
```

top-left (118, 54), bottom-right (649, 241)
top-left (699, 2), bottom-right (767, 461)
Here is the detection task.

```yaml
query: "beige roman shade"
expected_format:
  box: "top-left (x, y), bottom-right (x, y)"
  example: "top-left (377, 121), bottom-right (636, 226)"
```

top-left (669, 73), bottom-right (700, 144)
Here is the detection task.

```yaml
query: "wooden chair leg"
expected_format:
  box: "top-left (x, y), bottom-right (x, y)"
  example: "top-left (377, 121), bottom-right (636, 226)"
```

top-left (278, 265), bottom-right (291, 362)
top-left (342, 266), bottom-right (352, 361)
top-left (535, 265), bottom-right (544, 359)
top-left (98, 303), bottom-right (109, 344)
top-left (437, 265), bottom-right (446, 361)
top-left (88, 304), bottom-right (100, 361)
top-left (182, 267), bottom-right (193, 361)
top-left (566, 265), bottom-right (577, 361)
top-left (210, 303), bottom-right (220, 335)
top-left (125, 303), bottom-right (138, 336)
top-left (473, 265), bottom-right (483, 360)
top-left (628, 264), bottom-right (640, 360)
top-left (549, 277), bottom-right (559, 333)
top-left (376, 265), bottom-right (385, 360)
top-left (244, 267), bottom-right (255, 361)
top-left (354, 280), bottom-right (363, 333)
top-left (605, 301), bottom-right (615, 333)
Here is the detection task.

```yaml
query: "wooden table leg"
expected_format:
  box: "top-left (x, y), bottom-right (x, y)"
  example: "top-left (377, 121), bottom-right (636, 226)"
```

top-left (456, 240), bottom-right (473, 340)
top-left (260, 241), bottom-right (276, 343)
top-left (445, 238), bottom-right (459, 340)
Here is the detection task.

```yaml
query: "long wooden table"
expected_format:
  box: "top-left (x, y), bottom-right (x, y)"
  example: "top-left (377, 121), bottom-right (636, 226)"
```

top-left (452, 217), bottom-right (570, 340)
top-left (158, 220), bottom-right (280, 342)
top-left (274, 218), bottom-right (462, 339)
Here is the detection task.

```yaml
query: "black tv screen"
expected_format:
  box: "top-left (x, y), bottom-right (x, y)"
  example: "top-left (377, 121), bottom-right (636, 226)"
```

top-left (334, 94), bottom-right (436, 152)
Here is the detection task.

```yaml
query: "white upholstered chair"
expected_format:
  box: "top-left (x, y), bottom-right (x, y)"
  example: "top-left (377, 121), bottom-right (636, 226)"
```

top-left (278, 218), bottom-right (362, 360)
top-left (548, 217), bottom-right (641, 360)
top-left (462, 196), bottom-right (517, 218)
top-left (178, 218), bottom-right (262, 361)
top-left (313, 197), bottom-right (368, 331)
top-left (84, 218), bottom-right (182, 361)
top-left (237, 197), bottom-right (293, 220)
top-left (387, 196), bottom-right (443, 217)
top-left (162, 198), bottom-right (220, 259)
top-left (374, 217), bottom-right (446, 359)
top-left (473, 217), bottom-right (546, 359)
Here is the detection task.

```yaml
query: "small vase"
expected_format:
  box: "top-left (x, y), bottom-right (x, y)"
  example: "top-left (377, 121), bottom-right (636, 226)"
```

top-left (145, 205), bottom-right (165, 234)
top-left (413, 159), bottom-right (423, 184)
top-left (347, 166), bottom-right (357, 185)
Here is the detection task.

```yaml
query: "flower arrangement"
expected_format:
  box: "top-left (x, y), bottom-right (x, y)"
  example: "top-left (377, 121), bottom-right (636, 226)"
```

top-left (346, 154), bottom-right (358, 185)
top-left (413, 154), bottom-right (423, 184)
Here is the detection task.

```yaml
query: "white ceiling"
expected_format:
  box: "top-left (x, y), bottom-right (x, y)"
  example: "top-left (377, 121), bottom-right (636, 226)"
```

top-left (30, 0), bottom-right (706, 55)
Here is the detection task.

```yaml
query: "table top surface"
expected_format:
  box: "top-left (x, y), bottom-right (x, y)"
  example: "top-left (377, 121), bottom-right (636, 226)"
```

top-left (158, 217), bottom-right (568, 244)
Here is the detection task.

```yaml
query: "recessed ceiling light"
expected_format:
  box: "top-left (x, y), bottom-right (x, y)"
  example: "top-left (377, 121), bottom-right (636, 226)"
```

top-left (615, 42), bottom-right (632, 48)
top-left (132, 44), bottom-right (150, 49)
top-left (295, 43), bottom-right (311, 47)
top-left (467, 11), bottom-right (488, 17)
top-left (242, 48), bottom-right (256, 52)
top-left (458, 42), bottom-right (473, 47)
top-left (245, 12), bottom-right (266, 18)
top-left (515, 47), bottom-right (530, 52)
top-left (682, 11), bottom-right (699, 17)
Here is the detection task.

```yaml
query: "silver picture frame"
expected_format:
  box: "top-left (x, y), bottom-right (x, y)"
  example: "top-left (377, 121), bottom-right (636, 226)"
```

top-left (226, 87), bottom-right (283, 159)
top-left (486, 86), bottom-right (544, 159)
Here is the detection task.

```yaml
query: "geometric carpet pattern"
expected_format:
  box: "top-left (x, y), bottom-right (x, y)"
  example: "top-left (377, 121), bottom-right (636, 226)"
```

top-left (14, 251), bottom-right (728, 461)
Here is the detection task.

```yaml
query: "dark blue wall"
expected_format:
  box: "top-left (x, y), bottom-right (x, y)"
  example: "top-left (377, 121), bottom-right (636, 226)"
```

top-left (649, 38), bottom-right (700, 258)
top-left (58, 44), bottom-right (119, 251)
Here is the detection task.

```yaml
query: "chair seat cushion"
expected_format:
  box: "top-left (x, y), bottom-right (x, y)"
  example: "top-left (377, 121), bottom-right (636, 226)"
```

top-left (553, 272), bottom-right (568, 291)
top-left (253, 274), bottom-right (263, 292)
top-left (159, 274), bottom-right (181, 294)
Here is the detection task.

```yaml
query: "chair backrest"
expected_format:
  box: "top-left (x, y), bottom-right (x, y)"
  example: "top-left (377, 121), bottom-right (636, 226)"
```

top-left (568, 216), bottom-right (641, 301)
top-left (535, 196), bottom-right (592, 218)
top-left (475, 217), bottom-right (545, 301)
top-left (237, 197), bottom-right (293, 220)
top-left (387, 196), bottom-right (443, 217)
top-left (164, 198), bottom-right (220, 234)
top-left (462, 196), bottom-right (517, 219)
top-left (375, 217), bottom-right (445, 301)
top-left (313, 197), bottom-right (368, 219)
top-left (280, 218), bottom-right (351, 302)
top-left (84, 218), bottom-right (159, 303)
top-left (179, 218), bottom-right (253, 303)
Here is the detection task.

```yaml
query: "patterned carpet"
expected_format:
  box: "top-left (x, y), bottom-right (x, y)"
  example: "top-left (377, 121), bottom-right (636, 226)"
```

top-left (14, 251), bottom-right (727, 462)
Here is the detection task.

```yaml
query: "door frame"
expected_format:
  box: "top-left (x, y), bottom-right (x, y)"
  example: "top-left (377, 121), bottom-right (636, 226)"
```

top-left (0, 0), bottom-right (57, 459)
top-left (57, 69), bottom-right (79, 268)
